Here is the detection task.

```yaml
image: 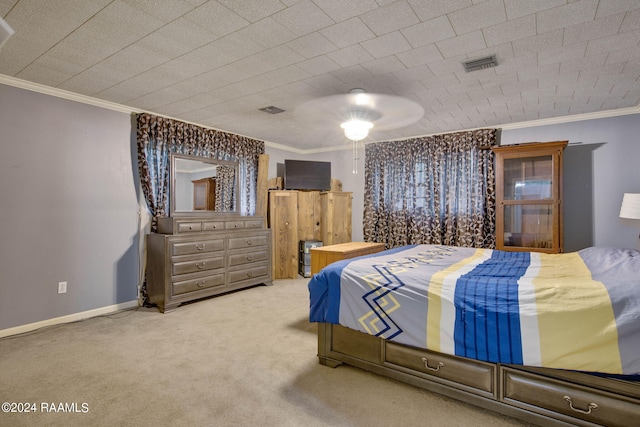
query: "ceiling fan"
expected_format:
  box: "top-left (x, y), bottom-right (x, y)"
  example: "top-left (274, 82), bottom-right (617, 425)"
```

top-left (293, 88), bottom-right (424, 173)
top-left (295, 88), bottom-right (425, 141)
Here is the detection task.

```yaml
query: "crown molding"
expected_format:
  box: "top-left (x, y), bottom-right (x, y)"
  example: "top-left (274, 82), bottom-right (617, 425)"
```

top-left (2, 74), bottom-right (639, 155)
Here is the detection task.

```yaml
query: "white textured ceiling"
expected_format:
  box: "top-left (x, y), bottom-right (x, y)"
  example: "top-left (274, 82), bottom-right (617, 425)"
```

top-left (1, 0), bottom-right (639, 151)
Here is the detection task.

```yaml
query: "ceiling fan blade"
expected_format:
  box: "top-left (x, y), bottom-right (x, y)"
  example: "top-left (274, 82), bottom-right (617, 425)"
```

top-left (293, 92), bottom-right (424, 132)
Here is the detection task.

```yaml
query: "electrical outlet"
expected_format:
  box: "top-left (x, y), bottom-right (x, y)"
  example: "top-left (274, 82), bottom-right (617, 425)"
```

top-left (58, 281), bottom-right (67, 294)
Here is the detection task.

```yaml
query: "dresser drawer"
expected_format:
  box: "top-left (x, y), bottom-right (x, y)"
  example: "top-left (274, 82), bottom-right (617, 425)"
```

top-left (172, 273), bottom-right (225, 295)
top-left (228, 264), bottom-right (269, 284)
top-left (244, 219), bottom-right (263, 229)
top-left (225, 220), bottom-right (245, 230)
top-left (171, 238), bottom-right (224, 256)
top-left (502, 368), bottom-right (640, 427)
top-left (228, 249), bottom-right (268, 267)
top-left (176, 221), bottom-right (203, 233)
top-left (172, 256), bottom-right (224, 276)
top-left (228, 234), bottom-right (268, 250)
top-left (202, 220), bottom-right (225, 231)
top-left (385, 342), bottom-right (495, 395)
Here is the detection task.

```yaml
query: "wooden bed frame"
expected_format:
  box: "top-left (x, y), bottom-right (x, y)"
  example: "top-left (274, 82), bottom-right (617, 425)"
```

top-left (317, 322), bottom-right (640, 427)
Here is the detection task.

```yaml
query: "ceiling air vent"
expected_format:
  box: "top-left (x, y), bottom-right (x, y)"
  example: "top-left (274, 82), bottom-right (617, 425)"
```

top-left (463, 55), bottom-right (498, 72)
top-left (259, 105), bottom-right (285, 114)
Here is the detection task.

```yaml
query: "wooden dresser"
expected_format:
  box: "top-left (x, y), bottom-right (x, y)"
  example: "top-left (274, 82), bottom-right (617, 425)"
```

top-left (146, 215), bottom-right (272, 312)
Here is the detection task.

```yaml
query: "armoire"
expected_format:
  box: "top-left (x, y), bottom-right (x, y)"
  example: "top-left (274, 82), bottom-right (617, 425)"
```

top-left (268, 190), bottom-right (352, 279)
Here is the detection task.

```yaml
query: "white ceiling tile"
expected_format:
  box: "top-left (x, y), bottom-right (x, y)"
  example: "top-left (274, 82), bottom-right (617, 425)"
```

top-left (483, 15), bottom-right (536, 47)
top-left (360, 0), bottom-right (419, 36)
top-left (124, 0), bottom-right (196, 21)
top-left (435, 31), bottom-right (487, 58)
top-left (536, 0), bottom-right (599, 34)
top-left (393, 64), bottom-right (434, 82)
top-left (302, 73), bottom-right (346, 92)
top-left (236, 18), bottom-right (298, 49)
top-left (361, 31), bottom-right (412, 58)
top-left (595, 0), bottom-right (640, 19)
top-left (330, 64), bottom-right (373, 83)
top-left (362, 56), bottom-right (406, 75)
top-left (396, 44), bottom-right (444, 67)
top-left (401, 15), bottom-right (456, 48)
top-left (406, 0), bottom-right (472, 22)
top-left (137, 17), bottom-right (218, 59)
top-left (296, 56), bottom-right (341, 76)
top-left (563, 13), bottom-right (625, 47)
top-left (183, 1), bottom-right (249, 36)
top-left (320, 18), bottom-right (376, 48)
top-left (517, 63), bottom-right (560, 82)
top-left (218, 0), bottom-right (286, 22)
top-left (253, 45), bottom-right (306, 68)
top-left (328, 44), bottom-right (375, 67)
top-left (586, 30), bottom-right (640, 56)
top-left (538, 42), bottom-right (587, 67)
top-left (285, 32), bottom-right (337, 59)
top-left (81, 0), bottom-right (165, 45)
top-left (620, 8), bottom-right (640, 31)
top-left (447, 0), bottom-right (507, 35)
top-left (512, 29), bottom-right (564, 57)
top-left (57, 66), bottom-right (125, 95)
top-left (427, 55), bottom-right (468, 75)
top-left (503, 0), bottom-right (565, 20)
top-left (313, 0), bottom-right (379, 22)
top-left (210, 33), bottom-right (264, 62)
top-left (272, 0), bottom-right (335, 36)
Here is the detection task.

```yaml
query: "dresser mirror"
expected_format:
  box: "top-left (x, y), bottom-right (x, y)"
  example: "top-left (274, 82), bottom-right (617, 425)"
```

top-left (170, 153), bottom-right (239, 216)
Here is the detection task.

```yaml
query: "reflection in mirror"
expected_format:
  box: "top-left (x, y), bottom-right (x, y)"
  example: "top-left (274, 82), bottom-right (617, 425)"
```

top-left (170, 154), bottom-right (238, 216)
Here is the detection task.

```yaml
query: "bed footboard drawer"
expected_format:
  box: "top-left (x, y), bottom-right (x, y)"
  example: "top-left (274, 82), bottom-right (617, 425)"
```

top-left (501, 367), bottom-right (640, 427)
top-left (385, 342), bottom-right (495, 396)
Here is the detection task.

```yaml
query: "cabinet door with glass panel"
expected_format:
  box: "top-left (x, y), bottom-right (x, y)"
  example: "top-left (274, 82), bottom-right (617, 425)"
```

top-left (493, 141), bottom-right (567, 253)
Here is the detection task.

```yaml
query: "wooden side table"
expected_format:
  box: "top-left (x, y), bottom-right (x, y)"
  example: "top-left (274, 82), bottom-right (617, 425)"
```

top-left (310, 242), bottom-right (385, 275)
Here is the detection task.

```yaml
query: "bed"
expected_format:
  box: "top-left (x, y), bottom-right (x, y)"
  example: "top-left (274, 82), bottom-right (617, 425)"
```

top-left (308, 245), bottom-right (640, 427)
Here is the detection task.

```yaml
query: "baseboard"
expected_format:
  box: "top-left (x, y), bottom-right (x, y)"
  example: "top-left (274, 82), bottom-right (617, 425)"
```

top-left (0, 300), bottom-right (140, 338)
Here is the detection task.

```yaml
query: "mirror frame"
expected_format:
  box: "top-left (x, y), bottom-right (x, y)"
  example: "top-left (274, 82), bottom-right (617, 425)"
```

top-left (170, 153), bottom-right (240, 217)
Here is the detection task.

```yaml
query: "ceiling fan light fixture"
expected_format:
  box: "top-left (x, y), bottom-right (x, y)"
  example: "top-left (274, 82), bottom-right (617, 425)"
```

top-left (341, 119), bottom-right (373, 141)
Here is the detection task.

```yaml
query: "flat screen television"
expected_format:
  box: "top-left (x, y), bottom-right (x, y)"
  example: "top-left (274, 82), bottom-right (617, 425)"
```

top-left (284, 159), bottom-right (331, 191)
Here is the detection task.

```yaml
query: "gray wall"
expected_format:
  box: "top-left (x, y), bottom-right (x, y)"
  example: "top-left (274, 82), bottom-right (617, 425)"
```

top-left (2, 80), bottom-right (638, 332)
top-left (0, 84), bottom-right (140, 330)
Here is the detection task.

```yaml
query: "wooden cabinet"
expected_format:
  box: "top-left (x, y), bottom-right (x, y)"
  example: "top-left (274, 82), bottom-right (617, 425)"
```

top-left (147, 216), bottom-right (272, 312)
top-left (268, 190), bottom-right (352, 279)
top-left (321, 191), bottom-right (352, 245)
top-left (192, 178), bottom-right (216, 210)
top-left (268, 191), bottom-right (299, 279)
top-left (493, 141), bottom-right (567, 253)
top-left (310, 242), bottom-right (385, 275)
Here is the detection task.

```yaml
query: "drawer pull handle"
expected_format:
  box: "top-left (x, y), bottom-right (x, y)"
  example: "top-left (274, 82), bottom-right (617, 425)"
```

top-left (234, 224), bottom-right (239, 228)
top-left (247, 255), bottom-right (253, 261)
top-left (196, 262), bottom-right (206, 269)
top-left (196, 244), bottom-right (206, 251)
top-left (421, 357), bottom-right (444, 372)
top-left (247, 239), bottom-right (253, 245)
top-left (563, 396), bottom-right (598, 415)
top-left (247, 271), bottom-right (253, 278)
top-left (196, 281), bottom-right (205, 288)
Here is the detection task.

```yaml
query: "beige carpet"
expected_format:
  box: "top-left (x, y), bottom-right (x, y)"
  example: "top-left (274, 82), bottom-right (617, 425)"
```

top-left (0, 279), bottom-right (533, 427)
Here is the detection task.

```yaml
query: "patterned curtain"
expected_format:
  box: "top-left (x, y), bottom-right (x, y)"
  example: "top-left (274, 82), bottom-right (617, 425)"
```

top-left (136, 113), bottom-right (264, 228)
top-left (363, 128), bottom-right (498, 249)
top-left (214, 165), bottom-right (235, 212)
